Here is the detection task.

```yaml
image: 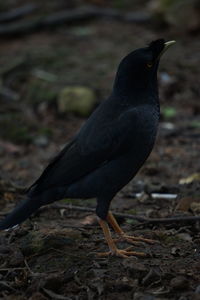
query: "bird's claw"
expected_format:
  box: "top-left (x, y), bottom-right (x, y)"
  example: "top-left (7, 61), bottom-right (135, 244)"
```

top-left (113, 237), bottom-right (143, 246)
top-left (116, 234), bottom-right (158, 245)
top-left (97, 247), bottom-right (147, 258)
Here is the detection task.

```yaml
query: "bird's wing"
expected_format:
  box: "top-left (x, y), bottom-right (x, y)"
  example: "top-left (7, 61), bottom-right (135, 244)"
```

top-left (77, 108), bottom-right (138, 158)
top-left (28, 108), bottom-right (140, 195)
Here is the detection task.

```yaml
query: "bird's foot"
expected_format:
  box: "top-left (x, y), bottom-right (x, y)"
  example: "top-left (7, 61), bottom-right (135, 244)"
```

top-left (97, 246), bottom-right (147, 258)
top-left (115, 234), bottom-right (158, 246)
top-left (106, 212), bottom-right (158, 246)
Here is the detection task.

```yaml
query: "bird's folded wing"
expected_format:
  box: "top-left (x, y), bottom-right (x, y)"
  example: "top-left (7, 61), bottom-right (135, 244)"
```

top-left (77, 108), bottom-right (138, 158)
top-left (28, 108), bottom-right (139, 195)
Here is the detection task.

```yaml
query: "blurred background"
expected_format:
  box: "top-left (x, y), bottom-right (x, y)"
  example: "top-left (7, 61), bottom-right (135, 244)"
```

top-left (1, 0), bottom-right (200, 223)
top-left (0, 0), bottom-right (200, 189)
top-left (0, 0), bottom-right (200, 217)
top-left (0, 1), bottom-right (200, 298)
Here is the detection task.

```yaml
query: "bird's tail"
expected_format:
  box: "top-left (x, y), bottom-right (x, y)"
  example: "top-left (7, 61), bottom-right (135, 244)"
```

top-left (0, 197), bottom-right (41, 230)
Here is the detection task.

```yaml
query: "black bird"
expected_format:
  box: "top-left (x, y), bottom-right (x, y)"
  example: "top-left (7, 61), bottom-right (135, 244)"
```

top-left (0, 39), bottom-right (175, 257)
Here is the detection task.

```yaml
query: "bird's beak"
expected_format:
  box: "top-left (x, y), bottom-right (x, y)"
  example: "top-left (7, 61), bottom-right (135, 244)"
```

top-left (157, 40), bottom-right (176, 60)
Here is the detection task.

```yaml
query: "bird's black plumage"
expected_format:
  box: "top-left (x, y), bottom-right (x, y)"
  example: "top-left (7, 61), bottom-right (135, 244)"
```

top-left (0, 39), bottom-right (171, 230)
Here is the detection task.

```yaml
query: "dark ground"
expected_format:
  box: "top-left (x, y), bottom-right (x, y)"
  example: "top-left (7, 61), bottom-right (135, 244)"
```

top-left (0, 1), bottom-right (200, 299)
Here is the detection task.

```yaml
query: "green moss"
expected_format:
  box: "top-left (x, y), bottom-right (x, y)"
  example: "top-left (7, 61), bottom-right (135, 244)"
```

top-left (189, 121), bottom-right (200, 128)
top-left (126, 209), bottom-right (137, 215)
top-left (19, 229), bottom-right (82, 257)
top-left (19, 231), bottom-right (45, 256)
top-left (162, 106), bottom-right (177, 119)
top-left (126, 219), bottom-right (138, 225)
top-left (156, 231), bottom-right (182, 244)
top-left (58, 86), bottom-right (97, 117)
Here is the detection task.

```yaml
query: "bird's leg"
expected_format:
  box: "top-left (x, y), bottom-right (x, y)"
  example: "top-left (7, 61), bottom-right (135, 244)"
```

top-left (107, 211), bottom-right (157, 245)
top-left (97, 218), bottom-right (146, 258)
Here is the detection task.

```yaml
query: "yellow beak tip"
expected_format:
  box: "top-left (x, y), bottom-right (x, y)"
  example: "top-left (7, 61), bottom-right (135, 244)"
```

top-left (164, 40), bottom-right (176, 49)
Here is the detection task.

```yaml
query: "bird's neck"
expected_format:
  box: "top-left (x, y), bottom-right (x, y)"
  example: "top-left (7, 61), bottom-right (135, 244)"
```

top-left (112, 78), bottom-right (160, 109)
top-left (111, 63), bottom-right (161, 108)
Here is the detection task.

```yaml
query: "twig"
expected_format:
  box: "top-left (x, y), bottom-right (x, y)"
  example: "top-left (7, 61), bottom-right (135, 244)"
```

top-left (42, 287), bottom-right (72, 300)
top-left (24, 259), bottom-right (33, 275)
top-left (0, 6), bottom-right (151, 37)
top-left (49, 203), bottom-right (200, 224)
top-left (0, 281), bottom-right (16, 291)
top-left (0, 267), bottom-right (26, 271)
top-left (24, 259), bottom-right (42, 277)
top-left (0, 3), bottom-right (38, 23)
top-left (0, 87), bottom-right (19, 101)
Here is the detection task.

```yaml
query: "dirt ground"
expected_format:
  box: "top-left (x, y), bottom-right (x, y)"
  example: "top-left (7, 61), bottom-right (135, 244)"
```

top-left (0, 1), bottom-right (200, 299)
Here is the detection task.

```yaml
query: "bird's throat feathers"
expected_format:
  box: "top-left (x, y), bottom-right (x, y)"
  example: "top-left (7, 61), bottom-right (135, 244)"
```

top-left (112, 65), bottom-right (159, 106)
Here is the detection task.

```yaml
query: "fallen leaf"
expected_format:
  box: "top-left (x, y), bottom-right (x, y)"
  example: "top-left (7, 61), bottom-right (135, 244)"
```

top-left (81, 215), bottom-right (97, 225)
top-left (179, 173), bottom-right (200, 185)
top-left (3, 192), bottom-right (15, 202)
top-left (176, 197), bottom-right (194, 212)
top-left (190, 202), bottom-right (200, 214)
top-left (0, 140), bottom-right (22, 154)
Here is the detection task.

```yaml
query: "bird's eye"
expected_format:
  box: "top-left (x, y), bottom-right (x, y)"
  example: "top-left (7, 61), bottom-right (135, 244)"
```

top-left (147, 62), bottom-right (153, 68)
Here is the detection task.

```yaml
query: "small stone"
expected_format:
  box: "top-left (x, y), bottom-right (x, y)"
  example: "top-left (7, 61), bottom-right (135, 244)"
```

top-left (171, 247), bottom-right (181, 256)
top-left (176, 233), bottom-right (192, 242)
top-left (160, 122), bottom-right (175, 130)
top-left (57, 86), bottom-right (97, 117)
top-left (33, 135), bottom-right (49, 147)
top-left (160, 72), bottom-right (175, 86)
top-left (170, 276), bottom-right (189, 290)
top-left (195, 285), bottom-right (200, 294)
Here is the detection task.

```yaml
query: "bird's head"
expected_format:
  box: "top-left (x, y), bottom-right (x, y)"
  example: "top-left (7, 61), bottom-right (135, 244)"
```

top-left (113, 39), bottom-right (175, 100)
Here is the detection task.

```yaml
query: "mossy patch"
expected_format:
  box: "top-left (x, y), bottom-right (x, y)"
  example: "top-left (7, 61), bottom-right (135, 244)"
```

top-left (156, 231), bottom-right (182, 245)
top-left (19, 228), bottom-right (82, 256)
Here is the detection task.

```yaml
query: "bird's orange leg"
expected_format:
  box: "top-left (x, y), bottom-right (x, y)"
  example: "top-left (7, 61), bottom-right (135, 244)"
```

top-left (107, 211), bottom-right (157, 246)
top-left (97, 218), bottom-right (146, 258)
